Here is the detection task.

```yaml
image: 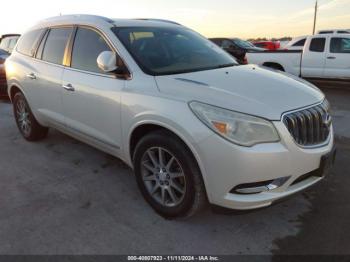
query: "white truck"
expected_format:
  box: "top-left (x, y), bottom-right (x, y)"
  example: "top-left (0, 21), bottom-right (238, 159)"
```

top-left (247, 33), bottom-right (350, 85)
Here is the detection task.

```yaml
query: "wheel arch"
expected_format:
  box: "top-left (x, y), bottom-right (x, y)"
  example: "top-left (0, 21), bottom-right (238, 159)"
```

top-left (128, 121), bottom-right (200, 168)
top-left (8, 83), bottom-right (25, 102)
top-left (127, 121), bottom-right (211, 202)
top-left (262, 62), bottom-right (285, 71)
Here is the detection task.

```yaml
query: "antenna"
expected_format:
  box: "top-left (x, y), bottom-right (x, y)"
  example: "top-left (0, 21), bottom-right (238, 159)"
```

top-left (312, 0), bottom-right (318, 35)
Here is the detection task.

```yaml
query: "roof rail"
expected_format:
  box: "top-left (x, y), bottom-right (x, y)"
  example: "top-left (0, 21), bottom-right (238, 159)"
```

top-left (317, 29), bottom-right (350, 34)
top-left (41, 14), bottom-right (114, 24)
top-left (134, 18), bottom-right (181, 25)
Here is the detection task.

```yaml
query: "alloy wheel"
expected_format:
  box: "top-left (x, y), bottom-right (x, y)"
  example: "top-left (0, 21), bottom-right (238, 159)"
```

top-left (16, 98), bottom-right (31, 137)
top-left (141, 147), bottom-right (186, 207)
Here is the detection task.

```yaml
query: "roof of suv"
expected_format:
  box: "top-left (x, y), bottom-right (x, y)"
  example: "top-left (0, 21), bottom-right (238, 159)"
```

top-left (317, 29), bottom-right (350, 34)
top-left (33, 14), bottom-right (182, 30)
top-left (313, 33), bottom-right (350, 37)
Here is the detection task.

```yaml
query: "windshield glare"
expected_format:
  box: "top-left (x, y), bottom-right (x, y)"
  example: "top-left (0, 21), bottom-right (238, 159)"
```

top-left (113, 27), bottom-right (237, 75)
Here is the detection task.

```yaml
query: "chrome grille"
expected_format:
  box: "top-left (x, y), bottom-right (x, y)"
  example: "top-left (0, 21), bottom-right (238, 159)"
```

top-left (283, 100), bottom-right (331, 147)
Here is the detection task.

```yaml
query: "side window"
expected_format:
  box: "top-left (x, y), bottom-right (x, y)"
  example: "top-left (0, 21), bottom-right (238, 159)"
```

top-left (254, 43), bottom-right (265, 48)
top-left (0, 38), bottom-right (9, 49)
top-left (330, 38), bottom-right (350, 53)
top-left (309, 38), bottom-right (326, 52)
top-left (9, 39), bottom-right (16, 49)
top-left (8, 38), bottom-right (19, 52)
top-left (222, 40), bottom-right (233, 48)
top-left (211, 39), bottom-right (222, 46)
top-left (71, 28), bottom-right (112, 73)
top-left (42, 28), bottom-right (72, 65)
top-left (293, 39), bottom-right (306, 47)
top-left (16, 29), bottom-right (44, 56)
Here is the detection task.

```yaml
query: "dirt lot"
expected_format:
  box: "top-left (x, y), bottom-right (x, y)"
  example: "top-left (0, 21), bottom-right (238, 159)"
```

top-left (0, 88), bottom-right (349, 255)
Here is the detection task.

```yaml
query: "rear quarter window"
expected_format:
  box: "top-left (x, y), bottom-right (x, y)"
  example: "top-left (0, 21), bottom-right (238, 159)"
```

top-left (292, 39), bottom-right (306, 47)
top-left (16, 29), bottom-right (44, 56)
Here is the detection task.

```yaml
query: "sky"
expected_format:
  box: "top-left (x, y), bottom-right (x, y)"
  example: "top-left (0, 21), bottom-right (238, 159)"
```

top-left (0, 0), bottom-right (349, 39)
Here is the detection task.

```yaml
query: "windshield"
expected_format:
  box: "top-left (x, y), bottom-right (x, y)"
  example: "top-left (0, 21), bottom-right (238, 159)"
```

top-left (232, 38), bottom-right (255, 48)
top-left (113, 27), bottom-right (237, 75)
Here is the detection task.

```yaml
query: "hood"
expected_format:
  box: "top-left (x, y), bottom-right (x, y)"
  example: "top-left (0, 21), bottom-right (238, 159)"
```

top-left (155, 65), bottom-right (324, 120)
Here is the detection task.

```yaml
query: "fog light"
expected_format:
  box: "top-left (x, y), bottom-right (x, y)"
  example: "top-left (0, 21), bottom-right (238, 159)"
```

top-left (231, 176), bottom-right (290, 195)
top-left (266, 177), bottom-right (290, 190)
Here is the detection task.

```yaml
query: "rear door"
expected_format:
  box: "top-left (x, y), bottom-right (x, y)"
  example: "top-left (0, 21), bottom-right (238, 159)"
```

top-left (29, 27), bottom-right (73, 126)
top-left (301, 36), bottom-right (327, 78)
top-left (324, 36), bottom-right (350, 78)
top-left (61, 26), bottom-right (124, 149)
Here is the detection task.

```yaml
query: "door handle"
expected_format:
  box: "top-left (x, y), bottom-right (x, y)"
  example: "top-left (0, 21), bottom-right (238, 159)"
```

top-left (327, 56), bottom-right (336, 59)
top-left (26, 73), bottom-right (36, 80)
top-left (63, 83), bottom-right (75, 92)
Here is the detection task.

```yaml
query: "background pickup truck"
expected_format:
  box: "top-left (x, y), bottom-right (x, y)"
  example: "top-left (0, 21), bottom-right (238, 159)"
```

top-left (247, 33), bottom-right (350, 85)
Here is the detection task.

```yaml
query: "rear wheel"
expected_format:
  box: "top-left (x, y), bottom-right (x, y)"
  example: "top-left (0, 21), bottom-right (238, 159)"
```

top-left (133, 130), bottom-right (207, 219)
top-left (13, 92), bottom-right (48, 141)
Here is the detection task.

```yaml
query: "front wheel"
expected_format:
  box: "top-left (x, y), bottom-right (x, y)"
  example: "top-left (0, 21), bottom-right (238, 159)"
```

top-left (13, 92), bottom-right (49, 141)
top-left (133, 130), bottom-right (207, 219)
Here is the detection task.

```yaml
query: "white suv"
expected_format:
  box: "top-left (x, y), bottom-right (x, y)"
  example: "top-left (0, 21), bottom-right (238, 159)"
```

top-left (6, 15), bottom-right (335, 218)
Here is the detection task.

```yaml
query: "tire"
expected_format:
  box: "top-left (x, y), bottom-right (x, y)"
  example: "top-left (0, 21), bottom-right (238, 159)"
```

top-left (13, 92), bottom-right (49, 141)
top-left (133, 130), bottom-right (207, 219)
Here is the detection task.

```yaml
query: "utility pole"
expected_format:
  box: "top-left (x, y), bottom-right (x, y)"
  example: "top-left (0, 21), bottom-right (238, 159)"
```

top-left (312, 0), bottom-right (318, 34)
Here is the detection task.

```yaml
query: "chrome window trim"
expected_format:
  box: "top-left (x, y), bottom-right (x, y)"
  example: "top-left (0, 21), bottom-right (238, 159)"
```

top-left (22, 23), bottom-right (133, 80)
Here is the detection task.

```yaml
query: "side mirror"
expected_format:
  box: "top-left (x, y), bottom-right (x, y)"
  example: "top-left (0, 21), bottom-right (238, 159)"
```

top-left (97, 51), bottom-right (118, 73)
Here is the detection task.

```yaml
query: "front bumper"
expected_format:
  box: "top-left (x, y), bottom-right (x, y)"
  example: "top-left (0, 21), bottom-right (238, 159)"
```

top-left (195, 121), bottom-right (334, 210)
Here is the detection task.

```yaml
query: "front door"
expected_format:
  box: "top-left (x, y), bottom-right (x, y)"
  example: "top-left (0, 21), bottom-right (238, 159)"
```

top-left (29, 27), bottom-right (73, 126)
top-left (61, 27), bottom-right (124, 149)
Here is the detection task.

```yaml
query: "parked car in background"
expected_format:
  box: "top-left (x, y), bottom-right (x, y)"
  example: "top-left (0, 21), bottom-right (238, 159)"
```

top-left (253, 41), bottom-right (280, 50)
top-left (210, 37), bottom-right (264, 64)
top-left (0, 49), bottom-right (10, 98)
top-left (6, 15), bottom-right (335, 218)
top-left (0, 34), bottom-right (20, 54)
top-left (283, 36), bottom-right (307, 51)
top-left (247, 33), bottom-right (350, 85)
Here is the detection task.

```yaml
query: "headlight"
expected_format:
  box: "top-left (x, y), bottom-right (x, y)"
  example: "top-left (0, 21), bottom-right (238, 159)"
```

top-left (189, 101), bottom-right (280, 147)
